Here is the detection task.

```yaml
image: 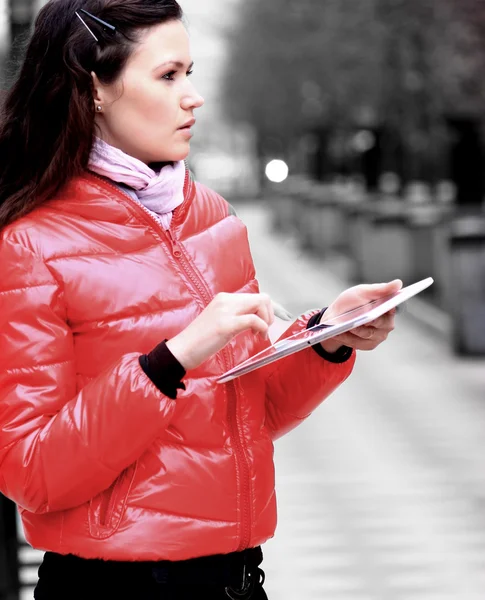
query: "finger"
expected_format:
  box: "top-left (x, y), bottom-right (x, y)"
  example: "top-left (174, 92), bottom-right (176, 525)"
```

top-left (255, 304), bottom-right (271, 330)
top-left (366, 315), bottom-right (386, 328)
top-left (352, 325), bottom-right (377, 340)
top-left (254, 293), bottom-right (274, 327)
top-left (365, 312), bottom-right (396, 332)
top-left (331, 330), bottom-right (387, 350)
top-left (349, 336), bottom-right (385, 351)
top-left (259, 294), bottom-right (276, 327)
top-left (235, 314), bottom-right (270, 338)
top-left (266, 296), bottom-right (276, 325)
top-left (233, 293), bottom-right (273, 323)
top-left (382, 312), bottom-right (396, 331)
top-left (357, 279), bottom-right (403, 301)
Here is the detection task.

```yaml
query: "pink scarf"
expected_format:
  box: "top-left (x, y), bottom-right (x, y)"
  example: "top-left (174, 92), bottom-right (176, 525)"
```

top-left (88, 137), bottom-right (186, 230)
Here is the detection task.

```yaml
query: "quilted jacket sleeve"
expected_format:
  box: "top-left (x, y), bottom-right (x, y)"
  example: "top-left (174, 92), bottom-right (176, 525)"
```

top-left (0, 237), bottom-right (176, 514)
top-left (263, 310), bottom-right (356, 440)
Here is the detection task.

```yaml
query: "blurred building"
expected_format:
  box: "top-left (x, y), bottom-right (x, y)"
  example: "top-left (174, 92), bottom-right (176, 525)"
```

top-left (0, 0), bottom-right (10, 79)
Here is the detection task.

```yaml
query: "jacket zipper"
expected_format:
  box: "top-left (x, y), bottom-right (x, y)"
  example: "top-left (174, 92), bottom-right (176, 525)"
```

top-left (89, 170), bottom-right (253, 550)
top-left (164, 234), bottom-right (252, 551)
top-left (225, 373), bottom-right (253, 550)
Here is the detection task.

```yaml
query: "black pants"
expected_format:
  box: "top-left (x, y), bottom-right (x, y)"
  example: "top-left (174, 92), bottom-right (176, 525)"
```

top-left (33, 546), bottom-right (268, 600)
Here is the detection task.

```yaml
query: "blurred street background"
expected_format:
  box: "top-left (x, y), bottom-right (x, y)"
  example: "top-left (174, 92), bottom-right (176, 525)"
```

top-left (1, 0), bottom-right (484, 598)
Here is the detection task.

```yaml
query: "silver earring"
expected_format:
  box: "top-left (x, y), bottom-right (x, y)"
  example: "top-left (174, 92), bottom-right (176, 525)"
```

top-left (96, 105), bottom-right (102, 112)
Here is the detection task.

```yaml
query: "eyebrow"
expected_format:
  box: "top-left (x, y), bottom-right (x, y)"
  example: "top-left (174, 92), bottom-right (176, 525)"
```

top-left (154, 60), bottom-right (194, 72)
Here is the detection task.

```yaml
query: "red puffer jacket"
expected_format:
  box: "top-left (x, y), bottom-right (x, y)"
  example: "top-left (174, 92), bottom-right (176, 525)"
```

top-left (0, 170), bottom-right (355, 561)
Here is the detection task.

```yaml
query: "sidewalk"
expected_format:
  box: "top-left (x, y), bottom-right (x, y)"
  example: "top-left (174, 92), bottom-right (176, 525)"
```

top-left (235, 202), bottom-right (485, 600)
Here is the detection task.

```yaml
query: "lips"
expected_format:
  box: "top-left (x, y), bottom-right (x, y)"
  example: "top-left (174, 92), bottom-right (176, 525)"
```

top-left (178, 118), bottom-right (196, 130)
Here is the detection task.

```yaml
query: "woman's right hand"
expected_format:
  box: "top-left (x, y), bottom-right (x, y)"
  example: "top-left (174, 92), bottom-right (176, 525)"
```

top-left (165, 292), bottom-right (275, 371)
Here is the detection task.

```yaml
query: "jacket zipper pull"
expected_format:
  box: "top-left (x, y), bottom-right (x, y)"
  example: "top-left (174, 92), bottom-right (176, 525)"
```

top-left (167, 229), bottom-right (182, 258)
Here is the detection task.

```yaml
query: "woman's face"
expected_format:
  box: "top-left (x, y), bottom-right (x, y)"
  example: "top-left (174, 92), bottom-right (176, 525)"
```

top-left (93, 20), bottom-right (204, 164)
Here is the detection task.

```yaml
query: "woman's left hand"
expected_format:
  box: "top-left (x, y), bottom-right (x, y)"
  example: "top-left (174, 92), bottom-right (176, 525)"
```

top-left (319, 280), bottom-right (403, 353)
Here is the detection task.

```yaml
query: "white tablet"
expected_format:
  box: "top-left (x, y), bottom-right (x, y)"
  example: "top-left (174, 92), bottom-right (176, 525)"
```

top-left (217, 277), bottom-right (433, 384)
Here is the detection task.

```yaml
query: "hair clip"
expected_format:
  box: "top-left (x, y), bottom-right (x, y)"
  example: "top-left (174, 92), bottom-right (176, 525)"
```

top-left (75, 11), bottom-right (99, 42)
top-left (75, 8), bottom-right (116, 42)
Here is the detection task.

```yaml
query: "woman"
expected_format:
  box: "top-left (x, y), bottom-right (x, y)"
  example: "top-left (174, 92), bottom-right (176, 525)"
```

top-left (0, 1), bottom-right (399, 598)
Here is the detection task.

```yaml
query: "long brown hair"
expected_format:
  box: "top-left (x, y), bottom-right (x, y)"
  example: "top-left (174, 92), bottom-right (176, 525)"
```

top-left (0, 0), bottom-right (182, 229)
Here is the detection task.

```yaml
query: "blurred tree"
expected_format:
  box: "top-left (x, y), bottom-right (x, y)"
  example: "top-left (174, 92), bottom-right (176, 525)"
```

top-left (437, 0), bottom-right (485, 206)
top-left (222, 0), bottom-right (384, 182)
top-left (222, 0), bottom-right (485, 198)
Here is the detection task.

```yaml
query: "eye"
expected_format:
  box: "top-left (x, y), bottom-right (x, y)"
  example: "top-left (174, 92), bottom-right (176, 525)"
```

top-left (162, 71), bottom-right (176, 81)
top-left (187, 69), bottom-right (194, 76)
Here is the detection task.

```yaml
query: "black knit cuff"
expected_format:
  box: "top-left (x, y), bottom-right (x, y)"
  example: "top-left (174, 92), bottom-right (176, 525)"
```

top-left (307, 309), bottom-right (354, 364)
top-left (139, 340), bottom-right (186, 400)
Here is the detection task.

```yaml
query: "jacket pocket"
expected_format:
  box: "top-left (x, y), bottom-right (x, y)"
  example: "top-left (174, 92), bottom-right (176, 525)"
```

top-left (88, 462), bottom-right (137, 539)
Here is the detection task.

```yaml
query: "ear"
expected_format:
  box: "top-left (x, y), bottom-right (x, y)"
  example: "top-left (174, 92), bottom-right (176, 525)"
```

top-left (91, 71), bottom-right (104, 108)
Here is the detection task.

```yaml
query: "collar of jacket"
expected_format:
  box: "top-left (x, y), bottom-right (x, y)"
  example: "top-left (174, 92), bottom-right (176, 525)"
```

top-left (80, 162), bottom-right (196, 227)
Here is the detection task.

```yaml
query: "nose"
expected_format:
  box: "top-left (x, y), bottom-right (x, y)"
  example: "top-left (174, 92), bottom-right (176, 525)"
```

top-left (181, 80), bottom-right (205, 110)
